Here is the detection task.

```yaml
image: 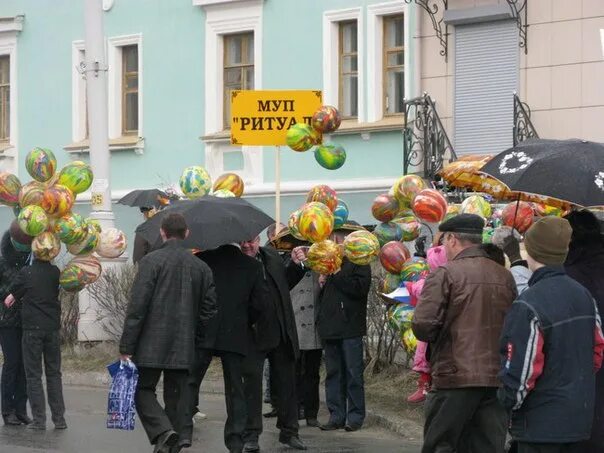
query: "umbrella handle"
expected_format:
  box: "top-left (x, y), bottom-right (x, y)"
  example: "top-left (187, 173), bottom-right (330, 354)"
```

top-left (512, 193), bottom-right (522, 234)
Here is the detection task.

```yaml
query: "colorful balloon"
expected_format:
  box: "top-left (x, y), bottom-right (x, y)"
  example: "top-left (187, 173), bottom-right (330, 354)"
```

top-left (461, 195), bottom-right (492, 218)
top-left (67, 223), bottom-right (100, 256)
top-left (18, 205), bottom-right (49, 237)
top-left (401, 328), bottom-right (418, 354)
top-left (444, 204), bottom-right (461, 222)
top-left (306, 240), bottom-right (343, 275)
top-left (502, 201), bottom-right (534, 233)
top-left (9, 219), bottom-right (33, 246)
top-left (60, 264), bottom-right (87, 292)
top-left (71, 255), bottom-right (102, 284)
top-left (97, 228), bottom-right (128, 259)
top-left (379, 273), bottom-right (403, 294)
top-left (391, 175), bottom-right (426, 205)
top-left (179, 166), bottom-right (212, 199)
top-left (85, 218), bottom-right (102, 233)
top-left (0, 173), bottom-right (22, 207)
top-left (57, 161), bottom-right (94, 194)
top-left (412, 189), bottom-right (448, 223)
top-left (343, 230), bottom-right (381, 265)
top-left (18, 181), bottom-right (46, 208)
top-left (387, 303), bottom-right (414, 331)
top-left (41, 185), bottom-right (74, 217)
top-left (288, 209), bottom-right (305, 240)
top-left (314, 144), bottom-right (346, 170)
top-left (306, 185), bottom-right (338, 212)
top-left (298, 202), bottom-right (334, 243)
top-left (212, 189), bottom-right (235, 198)
top-left (333, 200), bottom-right (349, 229)
top-left (393, 216), bottom-right (421, 242)
top-left (25, 147), bottom-right (57, 183)
top-left (533, 203), bottom-right (565, 217)
top-left (373, 222), bottom-right (403, 247)
top-left (213, 173), bottom-right (244, 197)
top-left (372, 193), bottom-right (400, 223)
top-left (286, 123), bottom-right (317, 152)
top-left (55, 213), bottom-right (87, 245)
top-left (312, 105), bottom-right (342, 133)
top-left (31, 232), bottom-right (61, 261)
top-left (400, 257), bottom-right (430, 282)
top-left (379, 241), bottom-right (411, 275)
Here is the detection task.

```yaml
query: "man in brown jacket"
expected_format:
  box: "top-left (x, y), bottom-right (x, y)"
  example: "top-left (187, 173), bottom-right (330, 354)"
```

top-left (412, 214), bottom-right (517, 453)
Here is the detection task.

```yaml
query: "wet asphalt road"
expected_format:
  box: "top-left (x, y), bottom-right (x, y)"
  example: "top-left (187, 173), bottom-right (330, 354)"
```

top-left (0, 386), bottom-right (421, 453)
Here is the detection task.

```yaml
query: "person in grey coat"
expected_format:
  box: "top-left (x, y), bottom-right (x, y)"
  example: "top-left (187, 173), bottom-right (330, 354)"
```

top-left (119, 213), bottom-right (217, 453)
top-left (291, 269), bottom-right (322, 427)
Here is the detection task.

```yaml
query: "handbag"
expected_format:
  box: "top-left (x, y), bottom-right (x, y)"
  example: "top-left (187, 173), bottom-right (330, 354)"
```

top-left (106, 359), bottom-right (139, 430)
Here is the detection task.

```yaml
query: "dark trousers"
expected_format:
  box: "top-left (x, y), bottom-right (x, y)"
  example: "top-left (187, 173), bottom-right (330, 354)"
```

top-left (515, 443), bottom-right (581, 453)
top-left (296, 349), bottom-right (322, 420)
top-left (324, 337), bottom-right (365, 427)
top-left (0, 328), bottom-right (27, 417)
top-left (135, 367), bottom-right (188, 445)
top-left (22, 330), bottom-right (65, 425)
top-left (242, 340), bottom-right (299, 442)
top-left (185, 349), bottom-right (246, 452)
top-left (422, 387), bottom-right (508, 453)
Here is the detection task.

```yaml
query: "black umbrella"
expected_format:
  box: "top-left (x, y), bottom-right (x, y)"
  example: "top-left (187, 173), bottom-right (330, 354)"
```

top-left (480, 139), bottom-right (604, 207)
top-left (118, 189), bottom-right (169, 209)
top-left (136, 196), bottom-right (274, 250)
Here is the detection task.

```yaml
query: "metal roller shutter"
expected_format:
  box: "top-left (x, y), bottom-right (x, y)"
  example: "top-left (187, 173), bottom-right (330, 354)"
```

top-left (454, 20), bottom-right (518, 155)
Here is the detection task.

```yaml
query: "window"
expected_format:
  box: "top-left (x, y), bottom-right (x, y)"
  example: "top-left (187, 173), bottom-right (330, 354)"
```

top-left (383, 15), bottom-right (404, 115)
top-left (0, 56), bottom-right (9, 143)
top-left (121, 45), bottom-right (139, 135)
top-left (223, 32), bottom-right (254, 128)
top-left (339, 21), bottom-right (358, 118)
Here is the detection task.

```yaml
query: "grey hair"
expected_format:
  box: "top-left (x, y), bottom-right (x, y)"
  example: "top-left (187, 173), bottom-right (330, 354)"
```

top-left (452, 232), bottom-right (482, 245)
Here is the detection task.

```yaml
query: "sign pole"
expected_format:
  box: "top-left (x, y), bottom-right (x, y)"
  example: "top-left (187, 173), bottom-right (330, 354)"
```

top-left (275, 145), bottom-right (281, 227)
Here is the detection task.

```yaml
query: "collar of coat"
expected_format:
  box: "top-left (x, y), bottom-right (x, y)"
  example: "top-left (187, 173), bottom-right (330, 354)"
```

top-left (160, 238), bottom-right (187, 249)
top-left (528, 265), bottom-right (566, 287)
top-left (452, 245), bottom-right (487, 261)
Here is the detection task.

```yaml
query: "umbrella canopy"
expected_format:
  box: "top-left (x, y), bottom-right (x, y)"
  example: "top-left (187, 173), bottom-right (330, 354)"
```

top-left (118, 189), bottom-right (170, 209)
top-left (136, 196), bottom-right (274, 250)
top-left (480, 139), bottom-right (604, 208)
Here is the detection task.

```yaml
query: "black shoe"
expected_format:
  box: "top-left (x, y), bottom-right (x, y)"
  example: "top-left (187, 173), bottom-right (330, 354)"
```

top-left (3, 414), bottom-right (22, 426)
top-left (263, 408), bottom-right (278, 418)
top-left (26, 421), bottom-right (46, 430)
top-left (243, 440), bottom-right (260, 452)
top-left (278, 435), bottom-right (307, 450)
top-left (319, 422), bottom-right (344, 431)
top-left (54, 419), bottom-right (68, 430)
top-left (153, 430), bottom-right (178, 453)
top-left (344, 424), bottom-right (361, 432)
top-left (298, 407), bottom-right (305, 420)
top-left (306, 418), bottom-right (319, 428)
top-left (16, 414), bottom-right (32, 425)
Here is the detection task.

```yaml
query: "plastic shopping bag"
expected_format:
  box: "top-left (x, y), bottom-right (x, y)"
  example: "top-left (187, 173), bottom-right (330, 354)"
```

top-left (106, 359), bottom-right (139, 430)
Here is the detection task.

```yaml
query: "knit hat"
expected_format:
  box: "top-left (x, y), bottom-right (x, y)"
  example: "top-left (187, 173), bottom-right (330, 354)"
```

top-left (524, 217), bottom-right (572, 265)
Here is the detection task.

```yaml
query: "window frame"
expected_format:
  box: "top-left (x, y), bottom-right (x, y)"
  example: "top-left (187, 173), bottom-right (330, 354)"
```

top-left (121, 44), bottom-right (139, 136)
top-left (338, 20), bottom-right (359, 120)
top-left (223, 32), bottom-right (255, 129)
top-left (382, 14), bottom-right (405, 116)
top-left (0, 55), bottom-right (10, 144)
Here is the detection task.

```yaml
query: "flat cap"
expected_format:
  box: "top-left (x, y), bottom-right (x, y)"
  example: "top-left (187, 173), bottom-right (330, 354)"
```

top-left (438, 214), bottom-right (484, 235)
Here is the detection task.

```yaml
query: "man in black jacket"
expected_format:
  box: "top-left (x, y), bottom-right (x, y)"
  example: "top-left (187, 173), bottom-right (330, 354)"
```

top-left (239, 237), bottom-right (307, 452)
top-left (499, 217), bottom-right (604, 453)
top-left (7, 250), bottom-right (64, 431)
top-left (120, 213), bottom-right (217, 453)
top-left (183, 243), bottom-right (267, 453)
top-left (317, 258), bottom-right (371, 432)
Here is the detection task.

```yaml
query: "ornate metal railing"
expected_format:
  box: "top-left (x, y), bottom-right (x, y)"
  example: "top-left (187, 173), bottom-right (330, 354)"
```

top-left (513, 93), bottom-right (539, 146)
top-left (403, 93), bottom-right (456, 180)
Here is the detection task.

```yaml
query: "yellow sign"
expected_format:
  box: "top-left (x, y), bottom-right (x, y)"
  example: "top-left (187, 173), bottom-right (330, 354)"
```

top-left (230, 90), bottom-right (323, 146)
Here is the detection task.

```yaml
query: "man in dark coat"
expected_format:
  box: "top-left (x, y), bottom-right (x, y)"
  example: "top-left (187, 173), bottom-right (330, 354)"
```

top-left (120, 213), bottom-right (217, 453)
top-left (317, 257), bottom-right (371, 432)
top-left (239, 237), bottom-right (307, 452)
top-left (499, 217), bottom-right (604, 453)
top-left (183, 242), bottom-right (267, 453)
top-left (564, 210), bottom-right (604, 452)
top-left (8, 251), bottom-right (64, 431)
top-left (0, 230), bottom-right (30, 426)
top-left (132, 207), bottom-right (156, 264)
